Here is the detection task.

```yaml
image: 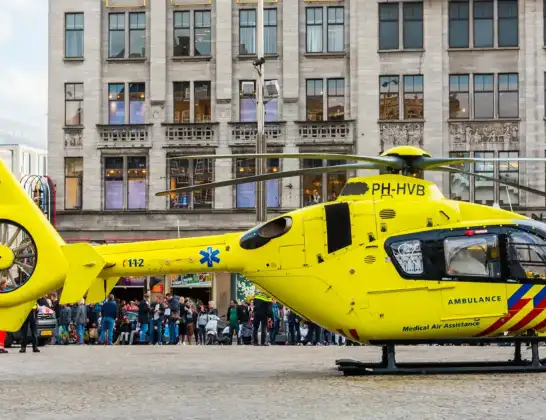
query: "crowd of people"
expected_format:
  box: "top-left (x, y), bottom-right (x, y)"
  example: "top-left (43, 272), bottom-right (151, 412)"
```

top-left (33, 291), bottom-right (356, 347)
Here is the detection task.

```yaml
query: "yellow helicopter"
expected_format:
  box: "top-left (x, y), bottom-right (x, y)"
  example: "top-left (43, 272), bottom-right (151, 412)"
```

top-left (3, 145), bottom-right (546, 374)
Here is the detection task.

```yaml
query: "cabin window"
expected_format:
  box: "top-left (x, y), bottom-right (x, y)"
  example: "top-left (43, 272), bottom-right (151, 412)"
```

top-left (444, 234), bottom-right (501, 278)
top-left (507, 231), bottom-right (546, 280)
top-left (390, 239), bottom-right (423, 275)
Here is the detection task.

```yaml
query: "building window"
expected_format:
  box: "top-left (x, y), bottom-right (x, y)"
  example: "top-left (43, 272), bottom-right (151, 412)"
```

top-left (129, 12), bottom-right (146, 58)
top-left (194, 81), bottom-right (211, 122)
top-left (168, 158), bottom-right (213, 209)
top-left (497, 0), bottom-right (518, 47)
top-left (65, 13), bottom-right (84, 58)
top-left (473, 0), bottom-right (494, 48)
top-left (327, 79), bottom-right (344, 121)
top-left (174, 11), bottom-right (190, 56)
top-left (104, 156), bottom-right (147, 210)
top-left (379, 76), bottom-right (400, 120)
top-left (448, 1), bottom-right (469, 48)
top-left (302, 159), bottom-right (347, 205)
top-left (235, 158), bottom-right (280, 208)
top-left (378, 3), bottom-right (399, 50)
top-left (264, 9), bottom-right (277, 55)
top-left (173, 82), bottom-right (190, 123)
top-left (65, 157), bottom-right (83, 210)
top-left (449, 75), bottom-right (470, 119)
top-left (474, 151), bottom-right (494, 205)
top-left (306, 8), bottom-right (323, 53)
top-left (379, 2), bottom-right (423, 50)
top-left (473, 74), bottom-right (494, 119)
top-left (498, 73), bottom-right (518, 118)
top-left (239, 80), bottom-right (278, 122)
top-left (306, 79), bottom-right (324, 121)
top-left (129, 83), bottom-right (145, 124)
top-left (65, 83), bottom-right (84, 126)
top-left (239, 10), bottom-right (256, 55)
top-left (402, 2), bottom-right (423, 49)
top-left (109, 13), bottom-right (126, 58)
top-left (498, 151), bottom-right (519, 206)
top-left (403, 75), bottom-right (424, 119)
top-left (327, 7), bottom-right (344, 52)
top-left (194, 11), bottom-right (212, 56)
top-left (108, 83), bottom-right (125, 124)
top-left (448, 151), bottom-right (470, 201)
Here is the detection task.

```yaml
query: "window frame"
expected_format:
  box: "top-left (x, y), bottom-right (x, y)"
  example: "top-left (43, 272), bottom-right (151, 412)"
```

top-left (497, 73), bottom-right (519, 118)
top-left (65, 12), bottom-right (84, 58)
top-left (449, 74), bottom-right (470, 119)
top-left (173, 81), bottom-right (191, 123)
top-left (327, 78), bottom-right (345, 121)
top-left (239, 9), bottom-right (257, 55)
top-left (173, 10), bottom-right (191, 57)
top-left (402, 2), bottom-right (424, 49)
top-left (64, 82), bottom-right (84, 126)
top-left (300, 158), bottom-right (349, 205)
top-left (379, 75), bottom-right (400, 121)
top-left (239, 79), bottom-right (279, 122)
top-left (473, 73), bottom-right (495, 119)
top-left (128, 12), bottom-right (146, 58)
top-left (103, 155), bottom-right (148, 211)
top-left (108, 12), bottom-right (126, 59)
top-left (306, 78), bottom-right (346, 122)
top-left (326, 6), bottom-right (345, 53)
top-left (498, 150), bottom-right (519, 206)
top-left (194, 10), bottom-right (212, 57)
top-left (167, 157), bottom-right (214, 210)
top-left (64, 157), bottom-right (83, 210)
top-left (234, 157), bottom-right (281, 209)
top-left (473, 0), bottom-right (494, 48)
top-left (306, 7), bottom-right (324, 53)
top-left (448, 0), bottom-right (470, 48)
top-left (378, 2), bottom-right (399, 50)
top-left (402, 74), bottom-right (424, 120)
top-left (264, 8), bottom-right (278, 55)
top-left (108, 82), bottom-right (126, 125)
top-left (497, 0), bottom-right (518, 47)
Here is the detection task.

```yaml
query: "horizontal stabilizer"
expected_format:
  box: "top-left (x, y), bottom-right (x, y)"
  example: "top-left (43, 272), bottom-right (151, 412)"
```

top-left (85, 277), bottom-right (119, 304)
top-left (0, 301), bottom-right (35, 332)
top-left (59, 243), bottom-right (108, 304)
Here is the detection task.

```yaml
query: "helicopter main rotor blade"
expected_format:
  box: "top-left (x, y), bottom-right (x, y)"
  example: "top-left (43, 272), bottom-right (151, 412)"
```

top-left (167, 153), bottom-right (405, 169)
top-left (415, 156), bottom-right (546, 171)
top-left (155, 162), bottom-right (383, 197)
top-left (433, 165), bottom-right (546, 198)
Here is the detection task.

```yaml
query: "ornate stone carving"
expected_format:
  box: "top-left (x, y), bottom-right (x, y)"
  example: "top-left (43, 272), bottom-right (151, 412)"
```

top-left (380, 122), bottom-right (424, 147)
top-left (449, 121), bottom-right (519, 144)
top-left (64, 129), bottom-right (82, 148)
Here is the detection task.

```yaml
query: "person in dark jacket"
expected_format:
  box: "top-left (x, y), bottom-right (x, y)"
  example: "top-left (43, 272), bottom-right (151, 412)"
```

top-left (252, 294), bottom-right (271, 346)
top-left (138, 294), bottom-right (150, 344)
top-left (87, 303), bottom-right (99, 345)
top-left (20, 301), bottom-right (39, 353)
top-left (150, 296), bottom-right (165, 345)
top-left (288, 310), bottom-right (301, 345)
top-left (100, 295), bottom-right (118, 345)
top-left (165, 293), bottom-right (180, 345)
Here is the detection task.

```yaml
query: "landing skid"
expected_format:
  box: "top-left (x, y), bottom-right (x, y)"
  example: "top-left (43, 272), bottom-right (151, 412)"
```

top-left (336, 336), bottom-right (546, 376)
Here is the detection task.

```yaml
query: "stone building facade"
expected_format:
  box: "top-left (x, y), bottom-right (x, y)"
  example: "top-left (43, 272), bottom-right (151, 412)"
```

top-left (47, 0), bottom-right (545, 303)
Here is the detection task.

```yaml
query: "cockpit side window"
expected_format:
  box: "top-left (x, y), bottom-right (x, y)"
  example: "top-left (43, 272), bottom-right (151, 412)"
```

top-left (443, 235), bottom-right (501, 278)
top-left (390, 240), bottom-right (424, 275)
top-left (507, 231), bottom-right (546, 280)
top-left (240, 217), bottom-right (293, 250)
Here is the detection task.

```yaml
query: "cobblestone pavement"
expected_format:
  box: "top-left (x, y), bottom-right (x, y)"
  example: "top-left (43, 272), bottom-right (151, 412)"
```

top-left (1, 345), bottom-right (546, 419)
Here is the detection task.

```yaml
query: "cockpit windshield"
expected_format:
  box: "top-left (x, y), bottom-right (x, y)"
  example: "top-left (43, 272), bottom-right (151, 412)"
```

top-left (507, 230), bottom-right (546, 280)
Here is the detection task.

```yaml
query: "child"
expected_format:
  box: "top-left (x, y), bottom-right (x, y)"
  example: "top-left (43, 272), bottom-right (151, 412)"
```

top-left (119, 316), bottom-right (132, 345)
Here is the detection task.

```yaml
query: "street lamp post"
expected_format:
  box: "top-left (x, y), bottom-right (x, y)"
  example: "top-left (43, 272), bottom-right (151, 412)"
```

top-left (254, 0), bottom-right (267, 223)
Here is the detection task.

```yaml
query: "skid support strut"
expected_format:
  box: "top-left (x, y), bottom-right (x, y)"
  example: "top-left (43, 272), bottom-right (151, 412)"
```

top-left (336, 336), bottom-right (546, 376)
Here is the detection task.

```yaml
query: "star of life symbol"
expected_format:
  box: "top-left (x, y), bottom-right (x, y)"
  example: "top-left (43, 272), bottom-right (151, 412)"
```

top-left (199, 246), bottom-right (221, 268)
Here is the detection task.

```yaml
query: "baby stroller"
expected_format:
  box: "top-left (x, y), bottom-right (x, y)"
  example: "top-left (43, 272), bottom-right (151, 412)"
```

top-left (205, 315), bottom-right (230, 345)
top-left (240, 323), bottom-right (253, 345)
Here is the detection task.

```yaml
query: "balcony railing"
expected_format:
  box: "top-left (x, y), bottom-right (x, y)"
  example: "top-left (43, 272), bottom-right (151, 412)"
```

top-left (295, 120), bottom-right (355, 145)
top-left (228, 122), bottom-right (286, 146)
top-left (379, 121), bottom-right (424, 150)
top-left (97, 124), bottom-right (152, 148)
top-left (162, 123), bottom-right (219, 147)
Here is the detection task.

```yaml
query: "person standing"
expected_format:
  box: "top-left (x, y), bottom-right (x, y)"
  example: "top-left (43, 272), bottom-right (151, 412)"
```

top-left (226, 300), bottom-right (239, 345)
top-left (100, 294), bottom-right (118, 345)
top-left (138, 294), bottom-right (150, 344)
top-left (252, 292), bottom-right (271, 346)
top-left (74, 299), bottom-right (87, 345)
top-left (20, 301), bottom-right (40, 353)
top-left (0, 280), bottom-right (8, 353)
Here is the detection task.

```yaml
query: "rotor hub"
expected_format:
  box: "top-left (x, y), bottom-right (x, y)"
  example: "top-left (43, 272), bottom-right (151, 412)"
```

top-left (0, 244), bottom-right (15, 271)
